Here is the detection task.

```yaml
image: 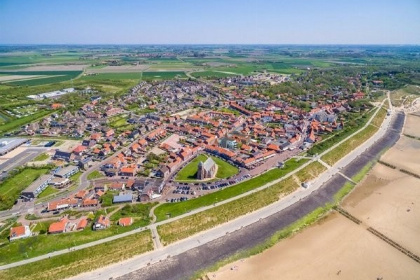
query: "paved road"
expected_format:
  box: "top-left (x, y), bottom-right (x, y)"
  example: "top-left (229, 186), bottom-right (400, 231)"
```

top-left (0, 99), bottom-right (391, 271)
top-left (0, 147), bottom-right (47, 179)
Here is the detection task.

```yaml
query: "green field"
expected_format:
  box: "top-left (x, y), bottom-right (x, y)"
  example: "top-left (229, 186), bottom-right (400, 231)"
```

top-left (191, 71), bottom-right (238, 79)
top-left (141, 71), bottom-right (188, 80)
top-left (0, 71), bottom-right (82, 86)
top-left (155, 158), bottom-right (308, 221)
top-left (0, 231), bottom-right (153, 280)
top-left (0, 168), bottom-right (50, 210)
top-left (80, 72), bottom-right (143, 81)
top-left (175, 154), bottom-right (238, 182)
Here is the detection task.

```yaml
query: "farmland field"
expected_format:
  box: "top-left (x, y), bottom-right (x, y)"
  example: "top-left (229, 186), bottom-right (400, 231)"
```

top-left (142, 71), bottom-right (188, 80)
top-left (0, 71), bottom-right (82, 86)
top-left (80, 72), bottom-right (143, 81)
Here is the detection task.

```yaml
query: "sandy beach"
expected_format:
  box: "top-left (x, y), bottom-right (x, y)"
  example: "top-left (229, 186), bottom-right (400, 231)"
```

top-left (215, 213), bottom-right (420, 280)
top-left (404, 114), bottom-right (420, 138)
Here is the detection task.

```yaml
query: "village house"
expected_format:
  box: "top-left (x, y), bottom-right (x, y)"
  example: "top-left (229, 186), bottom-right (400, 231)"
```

top-left (93, 215), bottom-right (110, 230)
top-left (9, 226), bottom-right (31, 241)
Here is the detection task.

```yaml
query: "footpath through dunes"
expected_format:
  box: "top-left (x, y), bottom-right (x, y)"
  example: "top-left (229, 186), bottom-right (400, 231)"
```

top-left (116, 113), bottom-right (405, 280)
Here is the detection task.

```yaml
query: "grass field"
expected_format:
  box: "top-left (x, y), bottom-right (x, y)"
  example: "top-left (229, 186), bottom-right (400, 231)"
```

top-left (87, 170), bottom-right (104, 180)
top-left (154, 158), bottom-right (308, 221)
top-left (0, 168), bottom-right (49, 210)
top-left (175, 154), bottom-right (239, 182)
top-left (0, 230), bottom-right (153, 280)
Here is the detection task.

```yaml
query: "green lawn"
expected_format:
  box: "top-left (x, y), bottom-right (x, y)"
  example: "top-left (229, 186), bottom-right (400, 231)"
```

top-left (212, 156), bottom-right (239, 179)
top-left (110, 203), bottom-right (157, 222)
top-left (37, 186), bottom-right (59, 199)
top-left (155, 158), bottom-right (308, 221)
top-left (0, 168), bottom-right (50, 210)
top-left (0, 231), bottom-right (153, 280)
top-left (175, 154), bottom-right (238, 182)
top-left (32, 153), bottom-right (49, 161)
top-left (87, 170), bottom-right (104, 180)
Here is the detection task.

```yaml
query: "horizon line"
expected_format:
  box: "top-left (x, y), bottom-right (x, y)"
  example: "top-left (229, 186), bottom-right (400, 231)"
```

top-left (0, 43), bottom-right (420, 47)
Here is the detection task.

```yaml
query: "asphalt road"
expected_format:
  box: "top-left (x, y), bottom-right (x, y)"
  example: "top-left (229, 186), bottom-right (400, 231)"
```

top-left (0, 147), bottom-right (46, 179)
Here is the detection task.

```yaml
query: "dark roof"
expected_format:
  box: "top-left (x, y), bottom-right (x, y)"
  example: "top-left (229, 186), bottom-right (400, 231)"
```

top-left (113, 194), bottom-right (133, 203)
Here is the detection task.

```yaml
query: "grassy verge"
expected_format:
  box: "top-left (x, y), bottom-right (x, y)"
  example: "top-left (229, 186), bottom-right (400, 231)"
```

top-left (155, 158), bottom-right (308, 221)
top-left (370, 107), bottom-right (387, 127)
top-left (293, 161), bottom-right (327, 185)
top-left (37, 186), bottom-right (59, 199)
top-left (32, 153), bottom-right (49, 162)
top-left (322, 125), bottom-right (378, 166)
top-left (0, 168), bottom-right (50, 210)
top-left (0, 231), bottom-right (153, 280)
top-left (87, 170), bottom-right (104, 180)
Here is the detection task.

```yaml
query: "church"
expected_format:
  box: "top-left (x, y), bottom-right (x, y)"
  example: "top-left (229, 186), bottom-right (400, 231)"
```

top-left (197, 157), bottom-right (217, 180)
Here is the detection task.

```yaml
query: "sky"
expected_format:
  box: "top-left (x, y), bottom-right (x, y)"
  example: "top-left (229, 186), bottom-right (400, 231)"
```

top-left (0, 0), bottom-right (419, 44)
